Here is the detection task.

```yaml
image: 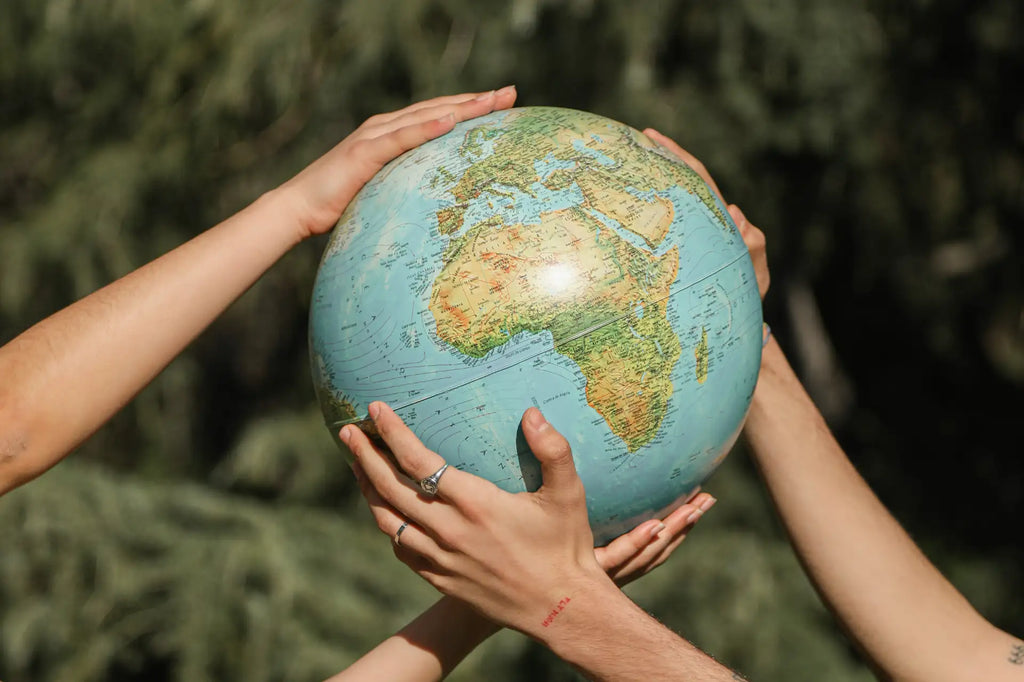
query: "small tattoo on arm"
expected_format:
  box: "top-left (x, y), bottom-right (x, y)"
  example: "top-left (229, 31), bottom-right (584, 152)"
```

top-left (1009, 642), bottom-right (1024, 665)
top-left (541, 597), bottom-right (571, 628)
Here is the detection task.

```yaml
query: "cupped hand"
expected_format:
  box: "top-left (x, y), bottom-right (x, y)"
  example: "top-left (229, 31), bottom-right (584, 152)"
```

top-left (342, 402), bottom-right (612, 637)
top-left (595, 491), bottom-right (716, 587)
top-left (280, 86), bottom-right (517, 242)
top-left (644, 128), bottom-right (770, 300)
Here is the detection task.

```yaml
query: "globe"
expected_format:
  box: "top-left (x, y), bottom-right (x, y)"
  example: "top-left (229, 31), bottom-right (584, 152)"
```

top-left (309, 106), bottom-right (762, 545)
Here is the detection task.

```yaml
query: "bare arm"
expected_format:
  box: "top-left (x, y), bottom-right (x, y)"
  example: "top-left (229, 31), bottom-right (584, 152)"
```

top-left (0, 87), bottom-right (517, 495)
top-left (747, 337), bottom-right (1023, 681)
top-left (645, 126), bottom-right (1023, 681)
top-left (536, 584), bottom-right (739, 682)
top-left (326, 596), bottom-right (499, 682)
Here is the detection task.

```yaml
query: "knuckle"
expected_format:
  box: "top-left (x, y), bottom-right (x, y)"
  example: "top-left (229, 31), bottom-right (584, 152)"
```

top-left (372, 477), bottom-right (403, 505)
top-left (369, 504), bottom-right (391, 527)
top-left (543, 437), bottom-right (574, 466)
top-left (552, 439), bottom-right (573, 461)
top-left (393, 545), bottom-right (418, 565)
top-left (624, 536), bottom-right (645, 555)
top-left (361, 113), bottom-right (385, 128)
top-left (459, 498), bottom-right (489, 525)
top-left (428, 549), bottom-right (455, 573)
top-left (348, 138), bottom-right (373, 158)
top-left (397, 450), bottom-right (430, 479)
top-left (374, 412), bottom-right (402, 441)
top-left (433, 524), bottom-right (465, 551)
top-left (422, 571), bottom-right (449, 593)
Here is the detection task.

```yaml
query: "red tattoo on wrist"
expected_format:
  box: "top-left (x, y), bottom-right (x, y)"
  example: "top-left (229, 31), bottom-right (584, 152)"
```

top-left (541, 597), bottom-right (571, 628)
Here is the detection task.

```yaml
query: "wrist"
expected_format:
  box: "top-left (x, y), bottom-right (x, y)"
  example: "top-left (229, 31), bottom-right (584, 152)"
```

top-left (526, 571), bottom-right (630, 652)
top-left (254, 185), bottom-right (314, 248)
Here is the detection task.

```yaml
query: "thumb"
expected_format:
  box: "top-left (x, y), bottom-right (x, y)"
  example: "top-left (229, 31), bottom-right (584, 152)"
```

top-left (521, 407), bottom-right (583, 503)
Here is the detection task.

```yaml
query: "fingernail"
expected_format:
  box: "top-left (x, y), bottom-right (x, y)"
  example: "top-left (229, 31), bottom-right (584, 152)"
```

top-left (437, 113), bottom-right (455, 124)
top-left (686, 509), bottom-right (704, 525)
top-left (368, 402), bottom-right (381, 419)
top-left (474, 90), bottom-right (495, 101)
top-left (496, 84), bottom-right (516, 97)
top-left (648, 521), bottom-right (666, 538)
top-left (339, 425), bottom-right (352, 445)
top-left (525, 407), bottom-right (548, 431)
top-left (700, 496), bottom-right (717, 512)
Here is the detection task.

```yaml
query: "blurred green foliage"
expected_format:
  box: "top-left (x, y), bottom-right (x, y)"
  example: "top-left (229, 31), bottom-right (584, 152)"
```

top-left (1, 0), bottom-right (1021, 680)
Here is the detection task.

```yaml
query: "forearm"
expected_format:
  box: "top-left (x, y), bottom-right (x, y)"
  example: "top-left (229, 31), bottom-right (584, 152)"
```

top-left (534, 576), bottom-right (738, 682)
top-left (746, 337), bottom-right (1018, 680)
top-left (0, 188), bottom-right (302, 493)
top-left (326, 596), bottom-right (500, 682)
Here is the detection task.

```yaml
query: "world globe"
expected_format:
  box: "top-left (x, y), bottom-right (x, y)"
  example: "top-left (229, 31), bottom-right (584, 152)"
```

top-left (309, 106), bottom-right (762, 545)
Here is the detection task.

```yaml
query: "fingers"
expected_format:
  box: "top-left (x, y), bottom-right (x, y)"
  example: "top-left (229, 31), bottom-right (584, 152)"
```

top-left (363, 401), bottom-right (482, 507)
top-left (643, 127), bottom-right (727, 205)
top-left (360, 92), bottom-right (483, 128)
top-left (638, 493), bottom-right (716, 572)
top-left (362, 86), bottom-right (517, 138)
top-left (350, 115), bottom-right (460, 171)
top-left (599, 493), bottom-right (717, 586)
top-left (341, 86), bottom-right (518, 177)
top-left (361, 86), bottom-right (517, 129)
top-left (729, 204), bottom-right (759, 239)
top-left (595, 518), bottom-right (665, 571)
top-left (367, 401), bottom-right (445, 481)
top-left (727, 204), bottom-right (770, 300)
top-left (520, 408), bottom-right (584, 504)
top-left (341, 417), bottom-right (451, 527)
top-left (352, 460), bottom-right (447, 557)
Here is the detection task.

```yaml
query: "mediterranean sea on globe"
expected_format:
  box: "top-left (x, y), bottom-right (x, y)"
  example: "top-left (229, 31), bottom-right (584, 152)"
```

top-left (309, 106), bottom-right (762, 545)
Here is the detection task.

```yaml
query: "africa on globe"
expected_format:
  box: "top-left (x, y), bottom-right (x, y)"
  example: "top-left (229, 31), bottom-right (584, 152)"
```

top-left (309, 106), bottom-right (762, 544)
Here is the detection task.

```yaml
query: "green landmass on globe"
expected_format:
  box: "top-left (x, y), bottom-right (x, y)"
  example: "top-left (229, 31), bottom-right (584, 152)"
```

top-left (310, 106), bottom-right (763, 544)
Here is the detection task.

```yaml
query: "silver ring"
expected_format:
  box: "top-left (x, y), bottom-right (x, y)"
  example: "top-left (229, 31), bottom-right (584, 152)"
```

top-left (418, 463), bottom-right (449, 496)
top-left (393, 521), bottom-right (409, 546)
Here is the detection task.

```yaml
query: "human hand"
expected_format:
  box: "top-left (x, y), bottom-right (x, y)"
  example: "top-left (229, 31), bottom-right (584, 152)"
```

top-left (279, 86), bottom-right (517, 243)
top-left (342, 402), bottom-right (614, 638)
top-left (595, 491), bottom-right (716, 587)
top-left (644, 128), bottom-right (770, 300)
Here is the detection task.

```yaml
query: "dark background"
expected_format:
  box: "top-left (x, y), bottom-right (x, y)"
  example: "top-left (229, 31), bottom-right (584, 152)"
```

top-left (1, 1), bottom-right (1021, 680)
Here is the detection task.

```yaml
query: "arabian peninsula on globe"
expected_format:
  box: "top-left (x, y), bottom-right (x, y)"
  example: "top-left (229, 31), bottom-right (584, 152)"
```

top-left (309, 106), bottom-right (763, 544)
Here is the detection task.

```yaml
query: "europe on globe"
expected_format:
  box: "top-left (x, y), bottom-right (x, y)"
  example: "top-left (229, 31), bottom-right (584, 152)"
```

top-left (309, 106), bottom-right (762, 544)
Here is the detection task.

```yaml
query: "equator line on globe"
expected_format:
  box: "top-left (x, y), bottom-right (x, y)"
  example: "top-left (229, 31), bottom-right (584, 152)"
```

top-left (309, 106), bottom-right (762, 544)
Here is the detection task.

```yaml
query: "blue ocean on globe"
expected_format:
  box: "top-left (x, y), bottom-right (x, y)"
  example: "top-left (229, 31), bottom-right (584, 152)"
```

top-left (310, 106), bottom-right (762, 544)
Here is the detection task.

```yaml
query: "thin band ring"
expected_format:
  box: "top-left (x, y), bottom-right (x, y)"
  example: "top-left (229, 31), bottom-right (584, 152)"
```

top-left (393, 521), bottom-right (409, 546)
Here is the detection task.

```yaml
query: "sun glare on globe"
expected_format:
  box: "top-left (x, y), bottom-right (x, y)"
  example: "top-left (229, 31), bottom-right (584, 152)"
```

top-left (310, 106), bottom-right (762, 544)
top-left (537, 262), bottom-right (579, 297)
